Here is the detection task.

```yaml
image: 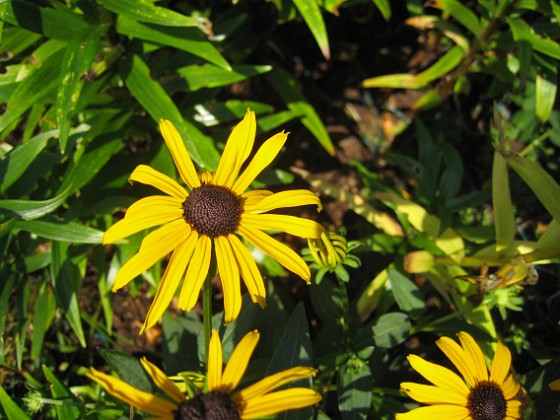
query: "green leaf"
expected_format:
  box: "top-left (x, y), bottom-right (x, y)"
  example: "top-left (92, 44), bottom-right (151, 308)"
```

top-left (177, 64), bottom-right (272, 91)
top-left (100, 0), bottom-right (200, 27)
top-left (492, 151), bottom-right (516, 256)
top-left (0, 386), bottom-right (30, 420)
top-left (42, 364), bottom-right (83, 419)
top-left (31, 280), bottom-right (56, 361)
top-left (0, 46), bottom-right (64, 137)
top-left (1, 0), bottom-right (90, 40)
top-left (117, 15), bottom-right (230, 70)
top-left (0, 186), bottom-right (72, 222)
top-left (371, 312), bottom-right (410, 348)
top-left (387, 269), bottom-right (425, 317)
top-left (15, 217), bottom-right (103, 244)
top-left (0, 129), bottom-right (57, 194)
top-left (266, 67), bottom-right (335, 156)
top-left (292, 0), bottom-right (330, 59)
top-left (504, 153), bottom-right (560, 224)
top-left (56, 27), bottom-right (103, 152)
top-left (51, 241), bottom-right (86, 348)
top-left (99, 348), bottom-right (154, 393)
top-left (507, 17), bottom-right (560, 60)
top-left (338, 355), bottom-right (372, 420)
top-left (120, 54), bottom-right (220, 170)
top-left (535, 55), bottom-right (557, 122)
top-left (373, 0), bottom-right (391, 20)
top-left (430, 0), bottom-right (481, 36)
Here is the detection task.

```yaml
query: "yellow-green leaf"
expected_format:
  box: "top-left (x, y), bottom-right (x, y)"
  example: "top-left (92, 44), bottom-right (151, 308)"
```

top-left (292, 0), bottom-right (330, 59)
top-left (492, 151), bottom-right (516, 256)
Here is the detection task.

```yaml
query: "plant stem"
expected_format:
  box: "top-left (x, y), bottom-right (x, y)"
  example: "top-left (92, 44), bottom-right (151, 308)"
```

top-left (202, 254), bottom-right (217, 362)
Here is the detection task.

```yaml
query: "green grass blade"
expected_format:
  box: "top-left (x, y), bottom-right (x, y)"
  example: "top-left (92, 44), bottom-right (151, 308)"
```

top-left (492, 151), bottom-right (516, 256)
top-left (42, 365), bottom-right (83, 419)
top-left (0, 386), bottom-right (31, 420)
top-left (535, 55), bottom-right (557, 122)
top-left (100, 0), bottom-right (200, 27)
top-left (0, 186), bottom-right (71, 222)
top-left (507, 17), bottom-right (560, 60)
top-left (266, 67), bottom-right (335, 156)
top-left (15, 217), bottom-right (104, 244)
top-left (292, 0), bottom-right (330, 59)
top-left (120, 54), bottom-right (220, 169)
top-left (430, 0), bottom-right (481, 35)
top-left (373, 0), bottom-right (391, 20)
top-left (177, 64), bottom-right (272, 91)
top-left (117, 15), bottom-right (231, 70)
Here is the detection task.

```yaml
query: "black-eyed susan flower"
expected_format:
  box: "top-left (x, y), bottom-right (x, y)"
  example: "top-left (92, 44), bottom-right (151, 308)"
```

top-left (87, 329), bottom-right (321, 419)
top-left (104, 110), bottom-right (324, 332)
top-left (397, 331), bottom-right (523, 420)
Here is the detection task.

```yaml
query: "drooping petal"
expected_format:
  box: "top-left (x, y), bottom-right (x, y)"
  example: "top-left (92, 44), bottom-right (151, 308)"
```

top-left (237, 225), bottom-right (311, 281)
top-left (215, 236), bottom-right (242, 324)
top-left (237, 388), bottom-right (321, 419)
top-left (395, 404), bottom-right (470, 420)
top-left (221, 330), bottom-right (260, 391)
top-left (207, 330), bottom-right (223, 392)
top-left (177, 234), bottom-right (211, 311)
top-left (406, 355), bottom-right (470, 396)
top-left (232, 366), bottom-right (317, 403)
top-left (141, 233), bottom-right (198, 333)
top-left (140, 358), bottom-right (186, 404)
top-left (241, 213), bottom-right (324, 239)
top-left (160, 119), bottom-right (201, 189)
top-left (112, 219), bottom-right (192, 291)
top-left (214, 109), bottom-right (256, 189)
top-left (241, 190), bottom-right (273, 208)
top-left (457, 332), bottom-right (489, 382)
top-left (103, 196), bottom-right (183, 244)
top-left (130, 164), bottom-right (188, 199)
top-left (400, 382), bottom-right (468, 405)
top-left (87, 368), bottom-right (178, 417)
top-left (506, 399), bottom-right (523, 418)
top-left (226, 234), bottom-right (266, 306)
top-left (232, 131), bottom-right (288, 194)
top-left (502, 374), bottom-right (521, 400)
top-left (437, 336), bottom-right (476, 388)
top-left (244, 190), bottom-right (321, 213)
top-left (490, 340), bottom-right (511, 386)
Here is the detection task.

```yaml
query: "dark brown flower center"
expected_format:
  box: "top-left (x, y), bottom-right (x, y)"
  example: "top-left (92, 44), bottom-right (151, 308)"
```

top-left (175, 391), bottom-right (240, 419)
top-left (182, 184), bottom-right (243, 238)
top-left (468, 380), bottom-right (507, 420)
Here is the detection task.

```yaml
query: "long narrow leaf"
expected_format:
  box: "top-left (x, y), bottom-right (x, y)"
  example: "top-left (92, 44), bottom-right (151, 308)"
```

top-left (15, 217), bottom-right (104, 244)
top-left (100, 0), bottom-right (200, 27)
top-left (492, 151), bottom-right (516, 256)
top-left (292, 0), bottom-right (330, 59)
top-left (0, 186), bottom-right (71, 222)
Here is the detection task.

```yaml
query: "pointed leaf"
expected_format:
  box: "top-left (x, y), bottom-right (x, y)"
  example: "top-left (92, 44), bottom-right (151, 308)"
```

top-left (0, 186), bottom-right (72, 222)
top-left (387, 268), bottom-right (425, 318)
top-left (42, 365), bottom-right (83, 418)
top-left (0, 386), bottom-right (30, 420)
top-left (292, 0), bottom-right (330, 59)
top-left (100, 0), bottom-right (200, 27)
top-left (371, 312), bottom-right (410, 348)
top-left (15, 217), bottom-right (103, 244)
top-left (177, 64), bottom-right (272, 91)
top-left (99, 348), bottom-right (154, 393)
top-left (338, 355), bottom-right (372, 420)
top-left (492, 151), bottom-right (516, 256)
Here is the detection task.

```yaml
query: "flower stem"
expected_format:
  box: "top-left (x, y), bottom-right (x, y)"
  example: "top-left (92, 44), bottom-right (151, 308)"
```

top-left (202, 254), bottom-right (217, 361)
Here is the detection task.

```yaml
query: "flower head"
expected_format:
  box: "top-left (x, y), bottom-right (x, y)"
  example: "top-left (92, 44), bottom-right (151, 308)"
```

top-left (87, 329), bottom-right (321, 419)
top-left (104, 110), bottom-right (324, 332)
top-left (397, 331), bottom-right (523, 420)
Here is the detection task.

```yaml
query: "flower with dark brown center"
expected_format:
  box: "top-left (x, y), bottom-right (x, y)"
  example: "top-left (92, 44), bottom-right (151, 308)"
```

top-left (175, 392), bottom-right (240, 420)
top-left (468, 381), bottom-right (508, 420)
top-left (182, 184), bottom-right (243, 238)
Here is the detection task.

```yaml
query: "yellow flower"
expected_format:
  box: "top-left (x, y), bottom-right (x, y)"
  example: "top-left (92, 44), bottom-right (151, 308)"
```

top-left (549, 379), bottom-right (560, 391)
top-left (397, 331), bottom-right (523, 420)
top-left (87, 329), bottom-right (321, 419)
top-left (104, 110), bottom-right (324, 332)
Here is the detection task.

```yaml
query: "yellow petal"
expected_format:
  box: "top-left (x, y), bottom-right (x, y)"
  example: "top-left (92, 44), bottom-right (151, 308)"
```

top-left (215, 236), bottom-right (242, 324)
top-left (233, 366), bottom-right (317, 403)
top-left (238, 388), bottom-right (321, 419)
top-left (103, 196), bottom-right (183, 244)
top-left (400, 382), bottom-right (468, 405)
top-left (406, 355), bottom-right (470, 396)
top-left (457, 331), bottom-right (489, 382)
top-left (490, 340), bottom-right (512, 386)
top-left (241, 190), bottom-right (273, 207)
top-left (237, 225), bottom-right (311, 281)
top-left (130, 164), bottom-right (188, 199)
top-left (241, 213), bottom-right (324, 239)
top-left (177, 234), bottom-right (211, 311)
top-left (207, 330), bottom-right (223, 392)
top-left (436, 336), bottom-right (476, 388)
top-left (395, 404), bottom-right (470, 420)
top-left (221, 330), bottom-right (260, 391)
top-left (502, 374), bottom-right (521, 400)
top-left (159, 119), bottom-right (201, 190)
top-left (141, 234), bottom-right (198, 333)
top-left (233, 131), bottom-right (287, 194)
top-left (140, 358), bottom-right (185, 404)
top-left (214, 110), bottom-right (256, 189)
top-left (506, 399), bottom-right (523, 418)
top-left (549, 379), bottom-right (560, 391)
top-left (112, 219), bottom-right (191, 291)
top-left (87, 368), bottom-right (177, 417)
top-left (226, 234), bottom-right (266, 306)
top-left (244, 189), bottom-right (321, 213)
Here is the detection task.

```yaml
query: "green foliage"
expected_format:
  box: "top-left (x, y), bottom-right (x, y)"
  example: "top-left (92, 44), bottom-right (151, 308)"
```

top-left (1, 0), bottom-right (559, 419)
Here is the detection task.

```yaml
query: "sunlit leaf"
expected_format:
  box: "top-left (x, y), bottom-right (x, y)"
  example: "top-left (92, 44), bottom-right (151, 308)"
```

top-left (357, 268), bottom-right (389, 322)
top-left (371, 312), bottom-right (410, 348)
top-left (177, 64), bottom-right (272, 91)
top-left (492, 151), bottom-right (516, 256)
top-left (430, 0), bottom-right (481, 36)
top-left (15, 217), bottom-right (104, 244)
top-left (292, 0), bottom-right (330, 59)
top-left (0, 386), bottom-right (30, 420)
top-left (388, 268), bottom-right (425, 318)
top-left (507, 17), bottom-right (560, 60)
top-left (535, 55), bottom-right (557, 122)
top-left (100, 0), bottom-right (201, 27)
